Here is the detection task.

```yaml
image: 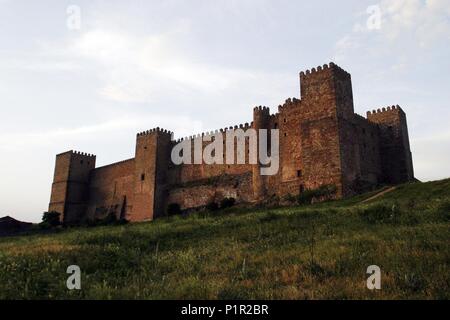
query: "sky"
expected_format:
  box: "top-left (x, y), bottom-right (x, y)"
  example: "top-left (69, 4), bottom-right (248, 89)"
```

top-left (0, 0), bottom-right (449, 222)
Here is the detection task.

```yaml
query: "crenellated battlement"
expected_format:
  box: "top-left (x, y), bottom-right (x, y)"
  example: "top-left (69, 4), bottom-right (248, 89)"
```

top-left (173, 106), bottom-right (276, 143)
top-left (72, 150), bottom-right (96, 158)
top-left (253, 105), bottom-right (270, 114)
top-left (366, 105), bottom-right (404, 117)
top-left (136, 127), bottom-right (173, 138)
top-left (300, 63), bottom-right (331, 77)
top-left (55, 150), bottom-right (96, 158)
top-left (299, 62), bottom-right (350, 79)
top-left (278, 97), bottom-right (301, 112)
top-left (175, 122), bottom-right (254, 143)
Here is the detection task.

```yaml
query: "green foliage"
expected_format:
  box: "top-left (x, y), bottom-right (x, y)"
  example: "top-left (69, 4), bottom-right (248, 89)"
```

top-left (40, 211), bottom-right (61, 229)
top-left (358, 203), bottom-right (399, 224)
top-left (283, 193), bottom-right (297, 203)
top-left (167, 203), bottom-right (181, 216)
top-left (297, 184), bottom-right (337, 205)
top-left (85, 213), bottom-right (128, 227)
top-left (0, 178), bottom-right (449, 299)
top-left (206, 201), bottom-right (219, 212)
top-left (220, 197), bottom-right (236, 209)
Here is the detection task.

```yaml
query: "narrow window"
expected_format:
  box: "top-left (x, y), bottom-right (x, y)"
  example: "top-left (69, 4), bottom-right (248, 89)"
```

top-left (80, 160), bottom-right (84, 165)
top-left (297, 170), bottom-right (302, 178)
top-left (141, 173), bottom-right (145, 181)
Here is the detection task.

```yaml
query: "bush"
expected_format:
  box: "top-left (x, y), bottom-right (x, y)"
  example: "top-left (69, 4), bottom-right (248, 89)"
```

top-left (297, 185), bottom-right (337, 205)
top-left (40, 211), bottom-right (61, 229)
top-left (167, 203), bottom-right (181, 216)
top-left (84, 212), bottom-right (128, 227)
top-left (220, 197), bottom-right (236, 209)
top-left (358, 202), bottom-right (418, 225)
top-left (206, 201), bottom-right (219, 211)
top-left (358, 203), bottom-right (394, 224)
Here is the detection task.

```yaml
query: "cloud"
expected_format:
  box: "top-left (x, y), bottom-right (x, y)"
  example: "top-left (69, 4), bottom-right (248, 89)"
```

top-left (333, 0), bottom-right (450, 62)
top-left (50, 29), bottom-right (235, 102)
top-left (24, 24), bottom-right (292, 106)
top-left (0, 114), bottom-right (203, 151)
top-left (381, 0), bottom-right (450, 45)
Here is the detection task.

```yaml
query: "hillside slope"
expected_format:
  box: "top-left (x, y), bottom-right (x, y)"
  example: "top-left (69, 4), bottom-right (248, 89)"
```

top-left (0, 179), bottom-right (449, 299)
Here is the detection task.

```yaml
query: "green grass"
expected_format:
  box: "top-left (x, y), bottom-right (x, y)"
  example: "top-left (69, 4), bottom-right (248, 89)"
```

top-left (0, 179), bottom-right (449, 299)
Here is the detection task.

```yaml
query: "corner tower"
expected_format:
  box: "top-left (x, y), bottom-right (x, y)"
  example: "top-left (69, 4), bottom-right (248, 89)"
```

top-left (367, 106), bottom-right (414, 184)
top-left (49, 151), bottom-right (96, 224)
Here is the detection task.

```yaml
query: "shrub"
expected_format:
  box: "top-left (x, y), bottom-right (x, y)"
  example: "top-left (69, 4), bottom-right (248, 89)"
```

top-left (94, 213), bottom-right (117, 226)
top-left (358, 203), bottom-right (393, 224)
top-left (283, 193), bottom-right (297, 203)
top-left (167, 203), bottom-right (181, 216)
top-left (40, 211), bottom-right (61, 229)
top-left (206, 201), bottom-right (219, 211)
top-left (220, 197), bottom-right (236, 209)
top-left (84, 212), bottom-right (128, 227)
top-left (297, 185), bottom-right (337, 205)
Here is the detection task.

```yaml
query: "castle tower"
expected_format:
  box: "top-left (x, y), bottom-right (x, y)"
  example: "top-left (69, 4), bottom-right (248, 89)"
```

top-left (300, 63), bottom-right (354, 120)
top-left (252, 106), bottom-right (270, 201)
top-left (133, 128), bottom-right (172, 221)
top-left (367, 106), bottom-right (414, 184)
top-left (297, 63), bottom-right (355, 196)
top-left (49, 151), bottom-right (96, 224)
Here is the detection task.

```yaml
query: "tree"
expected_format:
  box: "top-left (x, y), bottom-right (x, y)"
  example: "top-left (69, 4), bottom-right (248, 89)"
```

top-left (40, 211), bottom-right (61, 228)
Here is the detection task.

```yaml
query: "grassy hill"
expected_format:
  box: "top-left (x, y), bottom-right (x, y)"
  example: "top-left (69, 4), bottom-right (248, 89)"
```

top-left (0, 179), bottom-right (449, 299)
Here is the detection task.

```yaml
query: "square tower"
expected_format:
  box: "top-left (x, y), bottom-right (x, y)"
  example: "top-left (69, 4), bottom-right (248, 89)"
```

top-left (49, 151), bottom-right (96, 224)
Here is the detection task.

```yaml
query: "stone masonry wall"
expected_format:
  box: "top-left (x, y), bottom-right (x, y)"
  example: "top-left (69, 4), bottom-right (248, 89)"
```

top-left (49, 62), bottom-right (415, 223)
top-left (86, 158), bottom-right (135, 221)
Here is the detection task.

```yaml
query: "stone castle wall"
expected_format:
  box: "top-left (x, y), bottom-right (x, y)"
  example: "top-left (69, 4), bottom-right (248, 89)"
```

top-left (49, 62), bottom-right (415, 224)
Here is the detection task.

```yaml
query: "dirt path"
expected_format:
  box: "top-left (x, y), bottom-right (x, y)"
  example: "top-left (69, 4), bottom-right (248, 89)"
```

top-left (361, 186), bottom-right (397, 203)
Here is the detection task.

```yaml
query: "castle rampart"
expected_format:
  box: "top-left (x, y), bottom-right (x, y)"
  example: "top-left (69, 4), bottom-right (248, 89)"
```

top-left (49, 62), bottom-right (415, 224)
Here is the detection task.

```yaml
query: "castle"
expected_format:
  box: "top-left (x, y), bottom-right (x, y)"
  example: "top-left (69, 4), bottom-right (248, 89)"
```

top-left (49, 62), bottom-right (414, 224)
